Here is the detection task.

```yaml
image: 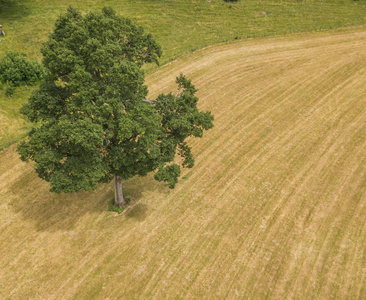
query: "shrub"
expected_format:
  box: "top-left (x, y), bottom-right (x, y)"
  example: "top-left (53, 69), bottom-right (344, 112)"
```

top-left (5, 81), bottom-right (16, 96)
top-left (0, 51), bottom-right (45, 96)
top-left (108, 202), bottom-right (125, 214)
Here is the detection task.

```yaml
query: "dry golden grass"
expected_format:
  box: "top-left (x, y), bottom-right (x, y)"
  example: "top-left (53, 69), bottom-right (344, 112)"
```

top-left (1, 27), bottom-right (365, 298)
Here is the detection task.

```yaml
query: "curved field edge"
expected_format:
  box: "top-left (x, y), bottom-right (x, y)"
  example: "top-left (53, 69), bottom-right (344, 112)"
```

top-left (0, 28), bottom-right (365, 298)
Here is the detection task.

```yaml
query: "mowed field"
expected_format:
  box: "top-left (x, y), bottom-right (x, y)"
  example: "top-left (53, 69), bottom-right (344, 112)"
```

top-left (1, 27), bottom-right (366, 298)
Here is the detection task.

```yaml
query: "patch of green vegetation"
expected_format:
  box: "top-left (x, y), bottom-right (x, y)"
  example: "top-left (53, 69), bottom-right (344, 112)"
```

top-left (1, 0), bottom-right (366, 62)
top-left (0, 85), bottom-right (34, 150)
top-left (0, 51), bottom-right (45, 96)
top-left (108, 202), bottom-right (125, 214)
top-left (0, 131), bottom-right (29, 151)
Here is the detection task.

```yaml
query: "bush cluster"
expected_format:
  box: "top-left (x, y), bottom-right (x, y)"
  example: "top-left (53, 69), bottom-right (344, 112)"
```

top-left (0, 51), bottom-right (45, 96)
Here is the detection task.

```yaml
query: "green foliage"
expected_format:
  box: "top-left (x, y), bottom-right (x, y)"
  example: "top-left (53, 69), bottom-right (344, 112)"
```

top-left (18, 6), bottom-right (213, 196)
top-left (5, 82), bottom-right (16, 96)
top-left (153, 75), bottom-right (214, 187)
top-left (0, 51), bottom-right (45, 96)
top-left (108, 201), bottom-right (124, 214)
top-left (154, 164), bottom-right (181, 189)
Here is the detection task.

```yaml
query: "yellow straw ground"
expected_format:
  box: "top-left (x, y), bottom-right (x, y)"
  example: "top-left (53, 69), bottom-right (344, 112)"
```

top-left (0, 27), bottom-right (365, 298)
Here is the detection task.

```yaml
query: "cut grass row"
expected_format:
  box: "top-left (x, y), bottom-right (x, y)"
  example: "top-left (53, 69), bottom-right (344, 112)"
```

top-left (0, 28), bottom-right (365, 298)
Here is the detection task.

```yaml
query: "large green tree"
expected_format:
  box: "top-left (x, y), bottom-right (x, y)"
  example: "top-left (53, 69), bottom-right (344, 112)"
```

top-left (18, 6), bottom-right (213, 207)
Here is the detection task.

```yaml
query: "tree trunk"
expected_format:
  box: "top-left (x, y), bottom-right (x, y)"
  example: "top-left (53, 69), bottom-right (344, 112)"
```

top-left (114, 175), bottom-right (125, 207)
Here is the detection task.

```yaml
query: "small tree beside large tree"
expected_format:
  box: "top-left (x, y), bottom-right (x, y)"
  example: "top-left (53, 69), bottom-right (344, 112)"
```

top-left (17, 6), bottom-right (214, 207)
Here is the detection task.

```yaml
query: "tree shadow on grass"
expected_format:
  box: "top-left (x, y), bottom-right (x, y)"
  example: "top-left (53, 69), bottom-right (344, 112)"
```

top-left (9, 169), bottom-right (111, 232)
top-left (125, 203), bottom-right (148, 222)
top-left (123, 174), bottom-right (167, 222)
top-left (9, 168), bottom-right (167, 232)
top-left (0, 0), bottom-right (31, 20)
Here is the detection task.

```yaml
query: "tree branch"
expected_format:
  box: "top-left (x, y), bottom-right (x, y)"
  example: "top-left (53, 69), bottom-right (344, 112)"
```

top-left (141, 99), bottom-right (157, 103)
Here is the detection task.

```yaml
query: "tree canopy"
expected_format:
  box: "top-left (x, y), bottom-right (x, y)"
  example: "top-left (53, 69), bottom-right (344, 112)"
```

top-left (17, 6), bottom-right (214, 207)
